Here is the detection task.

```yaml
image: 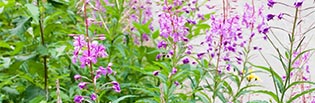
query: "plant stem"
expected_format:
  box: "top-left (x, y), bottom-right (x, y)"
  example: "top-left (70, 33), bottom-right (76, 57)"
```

top-left (281, 7), bottom-right (299, 103)
top-left (84, 1), bottom-right (97, 101)
top-left (37, 0), bottom-right (48, 100)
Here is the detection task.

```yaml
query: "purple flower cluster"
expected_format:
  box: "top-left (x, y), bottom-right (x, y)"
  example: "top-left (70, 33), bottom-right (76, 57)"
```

top-left (72, 35), bottom-right (121, 102)
top-left (158, 12), bottom-right (189, 43)
top-left (72, 35), bottom-right (108, 68)
top-left (129, 0), bottom-right (153, 44)
top-left (203, 3), bottom-right (269, 72)
top-left (95, 63), bottom-right (113, 79)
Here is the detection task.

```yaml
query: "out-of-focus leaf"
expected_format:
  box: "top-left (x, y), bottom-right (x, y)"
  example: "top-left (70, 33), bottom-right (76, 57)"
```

top-left (0, 41), bottom-right (11, 49)
top-left (253, 90), bottom-right (279, 103)
top-left (36, 44), bottom-right (49, 57)
top-left (28, 60), bottom-right (44, 77)
top-left (23, 85), bottom-right (45, 102)
top-left (152, 30), bottom-right (159, 39)
top-left (286, 88), bottom-right (315, 103)
top-left (112, 95), bottom-right (138, 103)
top-left (247, 100), bottom-right (269, 103)
top-left (0, 57), bottom-right (11, 69)
top-left (14, 53), bottom-right (36, 61)
top-left (29, 95), bottom-right (45, 103)
top-left (26, 4), bottom-right (39, 23)
top-left (10, 17), bottom-right (32, 40)
top-left (2, 86), bottom-right (19, 96)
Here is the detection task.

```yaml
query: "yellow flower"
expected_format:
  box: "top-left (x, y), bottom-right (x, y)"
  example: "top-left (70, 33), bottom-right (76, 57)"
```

top-left (245, 69), bottom-right (260, 82)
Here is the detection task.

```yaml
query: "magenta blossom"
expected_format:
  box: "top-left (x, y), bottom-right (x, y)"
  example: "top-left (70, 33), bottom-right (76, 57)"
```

top-left (267, 0), bottom-right (275, 8)
top-left (153, 70), bottom-right (159, 76)
top-left (157, 41), bottom-right (167, 49)
top-left (172, 67), bottom-right (177, 74)
top-left (74, 74), bottom-right (81, 80)
top-left (267, 14), bottom-right (275, 21)
top-left (74, 95), bottom-right (84, 103)
top-left (277, 13), bottom-right (284, 19)
top-left (182, 58), bottom-right (190, 64)
top-left (90, 93), bottom-right (97, 101)
top-left (78, 82), bottom-right (87, 89)
top-left (112, 81), bottom-right (121, 92)
top-left (294, 0), bottom-right (304, 8)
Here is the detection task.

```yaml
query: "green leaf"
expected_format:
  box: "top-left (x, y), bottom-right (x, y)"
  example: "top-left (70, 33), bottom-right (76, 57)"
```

top-left (26, 4), bottom-right (39, 23)
top-left (222, 80), bottom-right (233, 95)
top-left (292, 49), bottom-right (315, 66)
top-left (1, 86), bottom-right (19, 96)
top-left (251, 64), bottom-right (284, 93)
top-left (0, 57), bottom-right (11, 69)
top-left (132, 21), bottom-right (151, 34)
top-left (28, 60), bottom-right (44, 77)
top-left (286, 81), bottom-right (315, 92)
top-left (112, 95), bottom-right (138, 103)
top-left (23, 85), bottom-right (45, 102)
top-left (196, 91), bottom-right (212, 103)
top-left (247, 100), bottom-right (269, 103)
top-left (253, 90), bottom-right (279, 103)
top-left (0, 41), bottom-right (11, 49)
top-left (10, 17), bottom-right (32, 40)
top-left (216, 91), bottom-right (227, 103)
top-left (36, 44), bottom-right (49, 57)
top-left (29, 95), bottom-right (45, 103)
top-left (286, 88), bottom-right (315, 103)
top-left (234, 85), bottom-right (260, 100)
top-left (152, 30), bottom-right (160, 39)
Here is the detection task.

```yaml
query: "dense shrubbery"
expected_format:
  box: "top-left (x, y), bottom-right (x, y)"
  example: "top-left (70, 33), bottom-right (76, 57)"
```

top-left (0, 0), bottom-right (315, 103)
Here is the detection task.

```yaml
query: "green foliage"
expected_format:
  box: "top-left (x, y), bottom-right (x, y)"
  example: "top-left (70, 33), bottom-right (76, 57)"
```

top-left (0, 0), bottom-right (314, 103)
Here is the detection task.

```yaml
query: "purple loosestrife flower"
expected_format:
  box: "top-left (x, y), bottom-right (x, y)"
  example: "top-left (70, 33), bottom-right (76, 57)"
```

top-left (226, 64), bottom-right (231, 71)
top-left (80, 50), bottom-right (97, 68)
top-left (306, 65), bottom-right (310, 73)
top-left (153, 71), bottom-right (159, 76)
top-left (174, 81), bottom-right (179, 86)
top-left (267, 0), bottom-right (275, 8)
top-left (157, 41), bottom-right (167, 49)
top-left (74, 35), bottom-right (86, 48)
top-left (74, 74), bottom-right (81, 80)
top-left (172, 67), bottom-right (177, 74)
top-left (197, 53), bottom-right (205, 59)
top-left (107, 63), bottom-right (113, 74)
top-left (267, 14), bottom-right (275, 21)
top-left (242, 3), bottom-right (255, 28)
top-left (77, 41), bottom-right (108, 68)
top-left (72, 35), bottom-right (87, 63)
top-left (90, 93), bottom-right (97, 101)
top-left (74, 95), bottom-right (84, 103)
top-left (78, 82), bottom-right (87, 89)
top-left (156, 53), bottom-right (162, 60)
top-left (278, 13), bottom-right (284, 19)
top-left (257, 23), bottom-right (269, 35)
top-left (294, 0), bottom-right (304, 8)
top-left (182, 58), bottom-right (190, 64)
top-left (112, 81), bottom-right (121, 92)
top-left (142, 34), bottom-right (149, 41)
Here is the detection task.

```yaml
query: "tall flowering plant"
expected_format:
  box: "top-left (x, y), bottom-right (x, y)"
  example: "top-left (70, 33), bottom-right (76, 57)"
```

top-left (70, 0), bottom-right (120, 103)
top-left (190, 0), bottom-right (270, 102)
top-left (251, 0), bottom-right (315, 103)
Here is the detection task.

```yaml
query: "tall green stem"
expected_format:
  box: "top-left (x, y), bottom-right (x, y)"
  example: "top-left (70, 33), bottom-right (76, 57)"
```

top-left (281, 7), bottom-right (299, 103)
